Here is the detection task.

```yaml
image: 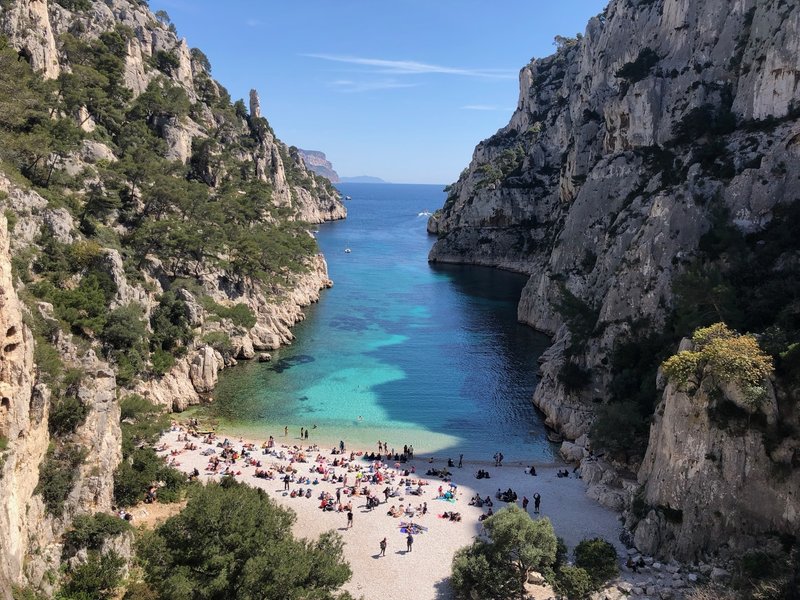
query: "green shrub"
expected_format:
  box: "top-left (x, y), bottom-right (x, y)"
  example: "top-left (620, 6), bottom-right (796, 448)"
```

top-left (137, 480), bottom-right (351, 599)
top-left (662, 323), bottom-right (773, 405)
top-left (36, 443), bottom-right (87, 517)
top-left (200, 297), bottom-right (257, 329)
top-left (202, 331), bottom-right (233, 356)
top-left (150, 348), bottom-right (175, 376)
top-left (574, 538), bottom-right (619, 589)
top-left (101, 304), bottom-right (147, 352)
top-left (49, 396), bottom-right (90, 436)
top-left (56, 550), bottom-right (124, 600)
top-left (119, 394), bottom-right (158, 421)
top-left (554, 565), bottom-right (593, 599)
top-left (64, 513), bottom-right (131, 555)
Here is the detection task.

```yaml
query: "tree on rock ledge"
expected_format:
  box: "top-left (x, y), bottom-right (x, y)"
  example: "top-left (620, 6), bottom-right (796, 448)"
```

top-left (134, 479), bottom-right (353, 600)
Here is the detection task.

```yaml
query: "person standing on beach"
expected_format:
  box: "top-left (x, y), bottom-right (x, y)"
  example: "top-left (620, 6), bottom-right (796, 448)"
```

top-left (284, 426), bottom-right (288, 437)
top-left (498, 452), bottom-right (504, 466)
top-left (284, 474), bottom-right (290, 491)
top-left (406, 533), bottom-right (414, 552)
top-left (458, 454), bottom-right (463, 468)
top-left (522, 496), bottom-right (529, 511)
top-left (336, 488), bottom-right (341, 503)
top-left (379, 537), bottom-right (387, 557)
top-left (304, 429), bottom-right (309, 439)
top-left (533, 492), bottom-right (541, 514)
top-left (347, 509), bottom-right (353, 528)
top-left (300, 427), bottom-right (304, 439)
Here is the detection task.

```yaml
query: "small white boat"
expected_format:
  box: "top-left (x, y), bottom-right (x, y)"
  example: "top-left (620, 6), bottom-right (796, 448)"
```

top-left (344, 248), bottom-right (351, 253)
top-left (345, 195), bottom-right (352, 200)
top-left (418, 210), bottom-right (432, 217)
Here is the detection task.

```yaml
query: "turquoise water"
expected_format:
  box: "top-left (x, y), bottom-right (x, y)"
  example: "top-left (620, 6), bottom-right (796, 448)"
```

top-left (208, 183), bottom-right (556, 462)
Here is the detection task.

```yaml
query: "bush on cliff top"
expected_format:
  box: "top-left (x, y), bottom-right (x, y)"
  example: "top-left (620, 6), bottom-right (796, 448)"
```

top-left (662, 322), bottom-right (773, 405)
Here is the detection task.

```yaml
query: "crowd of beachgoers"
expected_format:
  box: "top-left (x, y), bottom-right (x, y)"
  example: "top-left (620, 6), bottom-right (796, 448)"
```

top-left (153, 423), bottom-right (623, 600)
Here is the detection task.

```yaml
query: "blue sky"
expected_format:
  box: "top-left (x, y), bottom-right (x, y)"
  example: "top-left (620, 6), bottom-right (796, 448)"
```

top-left (149, 0), bottom-right (607, 184)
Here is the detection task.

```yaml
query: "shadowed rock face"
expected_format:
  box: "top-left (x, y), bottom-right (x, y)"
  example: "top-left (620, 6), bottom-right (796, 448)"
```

top-left (429, 0), bottom-right (800, 558)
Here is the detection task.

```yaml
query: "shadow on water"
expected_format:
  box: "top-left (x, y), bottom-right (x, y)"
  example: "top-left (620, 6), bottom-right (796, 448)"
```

top-left (268, 354), bottom-right (315, 373)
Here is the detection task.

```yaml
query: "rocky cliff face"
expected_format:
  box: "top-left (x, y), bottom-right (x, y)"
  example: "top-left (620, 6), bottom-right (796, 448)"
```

top-left (634, 352), bottom-right (799, 561)
top-left (298, 149), bottom-right (341, 183)
top-left (429, 0), bottom-right (800, 558)
top-left (430, 0), bottom-right (799, 435)
top-left (0, 0), bottom-right (347, 595)
top-left (0, 214), bottom-right (48, 595)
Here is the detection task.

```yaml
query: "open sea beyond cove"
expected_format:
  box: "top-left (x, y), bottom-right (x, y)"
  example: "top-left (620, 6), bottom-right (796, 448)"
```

top-left (207, 183), bottom-right (557, 462)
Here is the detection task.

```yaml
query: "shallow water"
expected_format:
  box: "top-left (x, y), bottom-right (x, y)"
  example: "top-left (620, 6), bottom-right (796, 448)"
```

top-left (206, 183), bottom-right (556, 462)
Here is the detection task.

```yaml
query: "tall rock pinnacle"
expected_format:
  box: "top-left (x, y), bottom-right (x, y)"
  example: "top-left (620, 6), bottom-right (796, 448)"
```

top-left (249, 89), bottom-right (261, 119)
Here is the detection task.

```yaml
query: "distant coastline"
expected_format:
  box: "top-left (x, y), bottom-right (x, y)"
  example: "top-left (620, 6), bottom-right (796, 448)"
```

top-left (338, 175), bottom-right (389, 184)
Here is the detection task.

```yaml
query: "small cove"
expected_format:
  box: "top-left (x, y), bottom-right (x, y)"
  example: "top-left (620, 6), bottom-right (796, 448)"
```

top-left (207, 183), bottom-right (557, 462)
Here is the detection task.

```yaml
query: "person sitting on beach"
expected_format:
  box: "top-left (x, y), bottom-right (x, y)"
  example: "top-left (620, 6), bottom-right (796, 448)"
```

top-left (529, 465), bottom-right (537, 476)
top-left (387, 505), bottom-right (399, 517)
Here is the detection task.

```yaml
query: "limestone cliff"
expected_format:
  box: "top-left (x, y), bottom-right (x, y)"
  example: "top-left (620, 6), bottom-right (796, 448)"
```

top-left (430, 0), bottom-right (799, 437)
top-left (634, 351), bottom-right (799, 561)
top-left (298, 149), bottom-right (341, 183)
top-left (0, 0), bottom-right (347, 595)
top-left (429, 0), bottom-right (800, 559)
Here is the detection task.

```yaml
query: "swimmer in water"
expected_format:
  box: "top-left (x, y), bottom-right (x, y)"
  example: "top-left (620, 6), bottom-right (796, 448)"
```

top-left (358, 416), bottom-right (363, 422)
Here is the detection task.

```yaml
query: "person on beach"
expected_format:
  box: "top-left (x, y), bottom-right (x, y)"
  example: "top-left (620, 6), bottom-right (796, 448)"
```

top-left (406, 532), bottom-right (414, 552)
top-left (458, 454), bottom-right (463, 468)
top-left (522, 496), bottom-right (529, 511)
top-left (533, 492), bottom-right (541, 514)
top-left (305, 429), bottom-right (309, 439)
top-left (284, 426), bottom-right (288, 437)
top-left (347, 509), bottom-right (354, 528)
top-left (284, 474), bottom-right (290, 491)
top-left (300, 427), bottom-right (304, 438)
top-left (379, 537), bottom-right (387, 557)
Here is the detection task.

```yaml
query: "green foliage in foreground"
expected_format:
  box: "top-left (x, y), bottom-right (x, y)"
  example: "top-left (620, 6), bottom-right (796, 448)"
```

top-left (573, 538), bottom-right (619, 590)
top-left (137, 479), bottom-right (353, 600)
top-left (64, 513), bottom-right (132, 556)
top-left (553, 565), bottom-right (593, 599)
top-left (451, 505), bottom-right (558, 600)
top-left (56, 550), bottom-right (125, 600)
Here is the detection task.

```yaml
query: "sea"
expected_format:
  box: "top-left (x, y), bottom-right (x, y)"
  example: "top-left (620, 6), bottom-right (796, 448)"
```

top-left (204, 183), bottom-right (557, 463)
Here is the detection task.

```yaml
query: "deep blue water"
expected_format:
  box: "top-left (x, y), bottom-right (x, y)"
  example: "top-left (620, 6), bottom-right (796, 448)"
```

top-left (209, 183), bottom-right (556, 462)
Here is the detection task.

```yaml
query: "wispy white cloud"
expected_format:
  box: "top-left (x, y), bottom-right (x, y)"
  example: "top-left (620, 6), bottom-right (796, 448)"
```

top-left (304, 53), bottom-right (515, 79)
top-left (461, 104), bottom-right (510, 111)
top-left (329, 78), bottom-right (420, 93)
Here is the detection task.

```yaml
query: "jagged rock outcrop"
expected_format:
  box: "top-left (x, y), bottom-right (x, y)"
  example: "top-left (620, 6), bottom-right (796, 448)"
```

top-left (429, 0), bottom-right (800, 437)
top-left (298, 149), bottom-right (341, 183)
top-left (633, 360), bottom-right (799, 561)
